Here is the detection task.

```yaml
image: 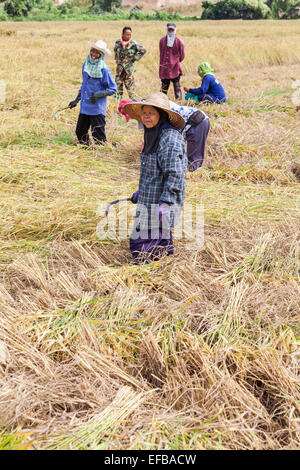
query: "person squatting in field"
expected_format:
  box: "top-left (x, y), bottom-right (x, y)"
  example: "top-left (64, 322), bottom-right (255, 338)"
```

top-left (169, 100), bottom-right (210, 172)
top-left (184, 62), bottom-right (226, 104)
top-left (69, 40), bottom-right (117, 145)
top-left (122, 92), bottom-right (187, 264)
top-left (159, 22), bottom-right (185, 101)
top-left (114, 26), bottom-right (146, 100)
top-left (118, 99), bottom-right (210, 172)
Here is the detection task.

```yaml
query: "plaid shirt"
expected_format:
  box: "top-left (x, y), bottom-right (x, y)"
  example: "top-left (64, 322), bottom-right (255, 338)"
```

top-left (114, 39), bottom-right (146, 75)
top-left (134, 128), bottom-right (187, 231)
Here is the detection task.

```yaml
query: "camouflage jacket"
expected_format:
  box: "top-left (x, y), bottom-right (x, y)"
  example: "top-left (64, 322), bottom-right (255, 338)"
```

top-left (114, 39), bottom-right (146, 75)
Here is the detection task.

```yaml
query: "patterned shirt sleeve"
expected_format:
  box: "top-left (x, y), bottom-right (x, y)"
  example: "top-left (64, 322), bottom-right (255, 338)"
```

top-left (133, 42), bottom-right (146, 62)
top-left (157, 129), bottom-right (186, 205)
top-left (114, 40), bottom-right (120, 61)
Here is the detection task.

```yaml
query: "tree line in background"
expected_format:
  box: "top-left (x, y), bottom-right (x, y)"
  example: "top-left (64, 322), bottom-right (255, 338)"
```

top-left (202, 0), bottom-right (300, 19)
top-left (1, 0), bottom-right (122, 18)
top-left (0, 0), bottom-right (184, 19)
top-left (0, 0), bottom-right (299, 20)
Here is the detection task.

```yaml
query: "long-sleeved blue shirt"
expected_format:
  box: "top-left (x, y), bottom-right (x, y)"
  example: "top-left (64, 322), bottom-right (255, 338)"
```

top-left (189, 74), bottom-right (226, 102)
top-left (79, 62), bottom-right (117, 116)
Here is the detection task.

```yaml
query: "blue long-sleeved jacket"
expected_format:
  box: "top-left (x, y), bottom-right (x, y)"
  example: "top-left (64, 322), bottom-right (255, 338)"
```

top-left (189, 74), bottom-right (226, 102)
top-left (79, 62), bottom-right (117, 116)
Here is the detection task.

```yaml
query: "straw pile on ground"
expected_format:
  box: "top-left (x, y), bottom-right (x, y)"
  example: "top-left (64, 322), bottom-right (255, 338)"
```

top-left (0, 20), bottom-right (299, 450)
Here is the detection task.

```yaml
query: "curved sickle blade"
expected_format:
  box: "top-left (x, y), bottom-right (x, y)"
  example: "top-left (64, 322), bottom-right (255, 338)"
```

top-left (54, 106), bottom-right (70, 120)
top-left (105, 198), bottom-right (132, 218)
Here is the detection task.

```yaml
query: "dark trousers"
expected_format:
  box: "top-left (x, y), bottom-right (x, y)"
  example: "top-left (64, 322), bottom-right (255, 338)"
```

top-left (197, 93), bottom-right (215, 103)
top-left (186, 118), bottom-right (210, 172)
top-left (161, 75), bottom-right (182, 100)
top-left (75, 113), bottom-right (106, 145)
top-left (130, 228), bottom-right (174, 265)
top-left (187, 92), bottom-right (225, 104)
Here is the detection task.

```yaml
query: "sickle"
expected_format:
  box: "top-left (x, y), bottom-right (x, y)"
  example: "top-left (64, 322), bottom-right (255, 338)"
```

top-left (54, 106), bottom-right (70, 120)
top-left (105, 198), bottom-right (132, 218)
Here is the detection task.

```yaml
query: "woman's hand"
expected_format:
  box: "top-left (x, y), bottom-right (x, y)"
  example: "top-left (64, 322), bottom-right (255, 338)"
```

top-left (184, 87), bottom-right (190, 92)
top-left (158, 202), bottom-right (170, 225)
top-left (130, 190), bottom-right (139, 204)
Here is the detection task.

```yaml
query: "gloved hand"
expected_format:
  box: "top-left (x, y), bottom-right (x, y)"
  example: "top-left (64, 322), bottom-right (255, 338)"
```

top-left (131, 190), bottom-right (139, 204)
top-left (68, 93), bottom-right (81, 108)
top-left (158, 202), bottom-right (170, 224)
top-left (90, 90), bottom-right (110, 103)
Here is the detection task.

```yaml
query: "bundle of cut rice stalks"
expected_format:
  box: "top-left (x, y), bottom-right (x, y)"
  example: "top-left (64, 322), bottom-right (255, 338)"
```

top-left (44, 386), bottom-right (151, 450)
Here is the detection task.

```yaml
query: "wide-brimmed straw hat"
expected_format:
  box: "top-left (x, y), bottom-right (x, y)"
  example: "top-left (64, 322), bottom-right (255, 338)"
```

top-left (122, 92), bottom-right (185, 130)
top-left (87, 40), bottom-right (111, 59)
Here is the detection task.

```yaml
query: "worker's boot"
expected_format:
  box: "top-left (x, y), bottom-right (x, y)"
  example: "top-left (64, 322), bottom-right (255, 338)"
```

top-left (161, 79), bottom-right (170, 95)
top-left (174, 81), bottom-right (182, 101)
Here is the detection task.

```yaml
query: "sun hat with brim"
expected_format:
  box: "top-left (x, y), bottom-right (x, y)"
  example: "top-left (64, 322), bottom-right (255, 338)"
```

top-left (122, 92), bottom-right (185, 130)
top-left (87, 40), bottom-right (111, 59)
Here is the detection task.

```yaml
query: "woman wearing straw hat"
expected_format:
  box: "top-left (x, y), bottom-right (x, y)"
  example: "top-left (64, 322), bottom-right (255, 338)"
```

top-left (122, 92), bottom-right (187, 264)
top-left (119, 98), bottom-right (210, 172)
top-left (69, 40), bottom-right (117, 145)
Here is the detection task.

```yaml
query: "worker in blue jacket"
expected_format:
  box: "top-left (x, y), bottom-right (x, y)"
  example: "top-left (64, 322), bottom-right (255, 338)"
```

top-left (184, 62), bottom-right (226, 104)
top-left (69, 40), bottom-right (117, 145)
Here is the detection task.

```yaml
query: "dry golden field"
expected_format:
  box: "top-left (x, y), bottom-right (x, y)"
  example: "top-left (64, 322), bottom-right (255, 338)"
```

top-left (0, 19), bottom-right (299, 450)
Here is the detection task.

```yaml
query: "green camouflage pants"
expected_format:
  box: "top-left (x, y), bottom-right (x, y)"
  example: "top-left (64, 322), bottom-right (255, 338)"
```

top-left (115, 70), bottom-right (135, 99)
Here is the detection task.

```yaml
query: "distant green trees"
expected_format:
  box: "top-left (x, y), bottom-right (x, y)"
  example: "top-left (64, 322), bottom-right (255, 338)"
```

top-left (2, 0), bottom-right (300, 19)
top-left (91, 0), bottom-right (122, 12)
top-left (3, 0), bottom-right (55, 17)
top-left (3, 0), bottom-right (85, 17)
top-left (2, 0), bottom-right (123, 17)
top-left (201, 0), bottom-right (300, 19)
top-left (271, 0), bottom-right (300, 17)
top-left (4, 0), bottom-right (34, 17)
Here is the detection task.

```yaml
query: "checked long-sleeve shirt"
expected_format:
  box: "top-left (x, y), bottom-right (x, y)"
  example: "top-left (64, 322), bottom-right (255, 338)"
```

top-left (134, 128), bottom-right (187, 231)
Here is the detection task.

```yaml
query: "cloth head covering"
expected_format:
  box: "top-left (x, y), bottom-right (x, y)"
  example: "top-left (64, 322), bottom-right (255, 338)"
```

top-left (122, 92), bottom-right (185, 130)
top-left (87, 40), bottom-right (111, 59)
top-left (143, 109), bottom-right (176, 155)
top-left (198, 62), bottom-right (215, 78)
top-left (118, 99), bottom-right (132, 122)
top-left (84, 53), bottom-right (107, 78)
top-left (166, 22), bottom-right (176, 48)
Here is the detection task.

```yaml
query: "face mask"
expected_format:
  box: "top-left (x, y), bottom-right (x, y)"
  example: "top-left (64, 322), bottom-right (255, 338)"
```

top-left (166, 28), bottom-right (176, 47)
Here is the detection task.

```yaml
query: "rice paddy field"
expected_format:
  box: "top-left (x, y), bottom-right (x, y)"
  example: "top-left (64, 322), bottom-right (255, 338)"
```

top-left (0, 19), bottom-right (299, 450)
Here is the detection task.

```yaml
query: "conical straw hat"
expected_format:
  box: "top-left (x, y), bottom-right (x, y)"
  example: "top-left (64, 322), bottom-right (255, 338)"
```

top-left (122, 92), bottom-right (185, 130)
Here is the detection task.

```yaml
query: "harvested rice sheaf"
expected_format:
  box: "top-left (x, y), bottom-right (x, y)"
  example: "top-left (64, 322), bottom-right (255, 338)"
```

top-left (0, 20), bottom-right (299, 450)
